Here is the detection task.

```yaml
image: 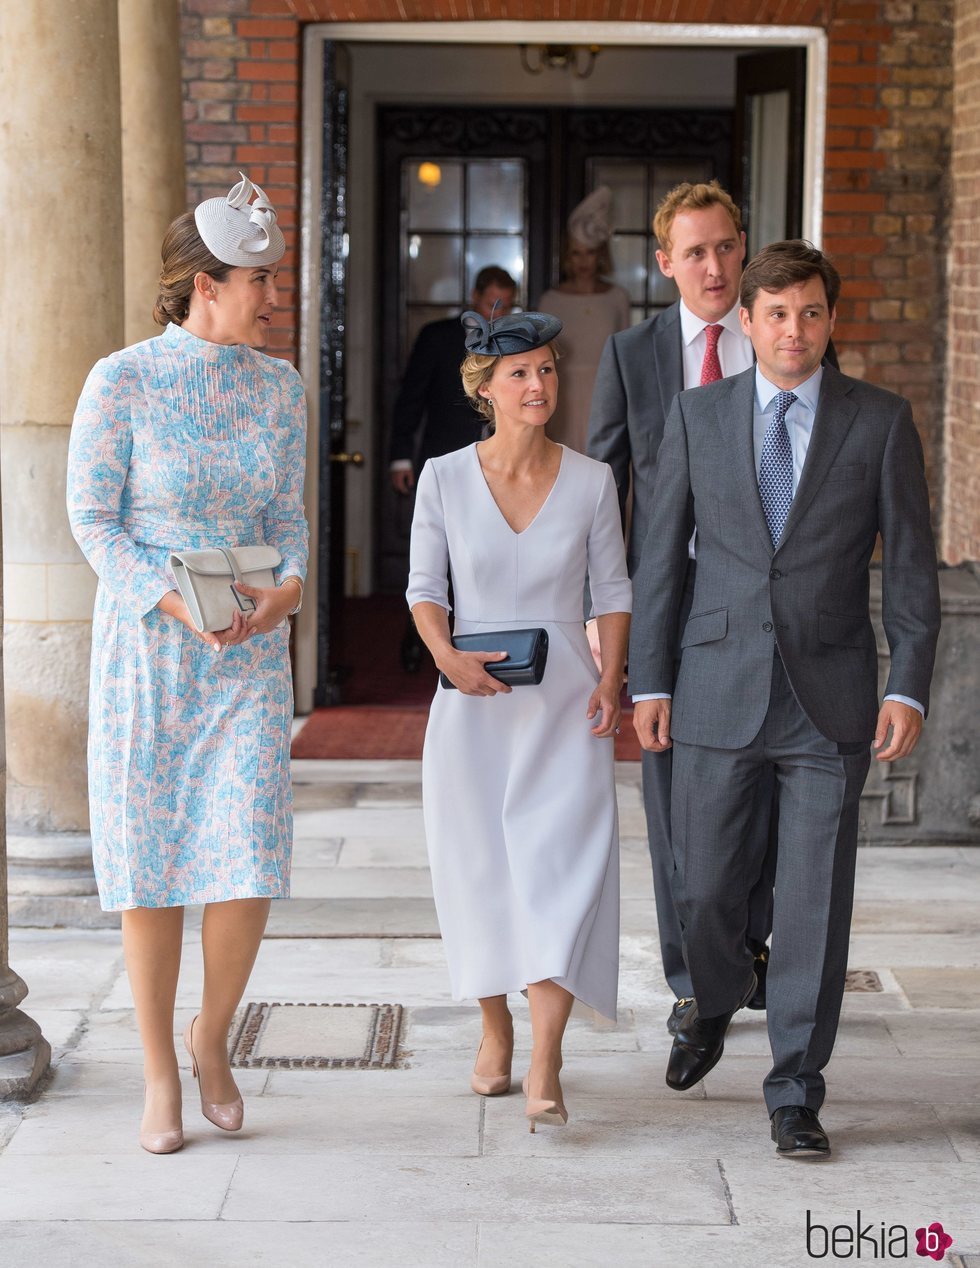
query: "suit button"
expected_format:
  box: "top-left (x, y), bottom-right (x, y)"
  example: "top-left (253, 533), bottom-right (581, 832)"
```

top-left (769, 568), bottom-right (782, 580)
top-left (762, 621), bottom-right (773, 633)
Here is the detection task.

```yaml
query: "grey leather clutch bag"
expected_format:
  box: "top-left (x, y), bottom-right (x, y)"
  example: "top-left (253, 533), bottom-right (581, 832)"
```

top-left (170, 545), bottom-right (281, 632)
top-left (440, 627), bottom-right (549, 689)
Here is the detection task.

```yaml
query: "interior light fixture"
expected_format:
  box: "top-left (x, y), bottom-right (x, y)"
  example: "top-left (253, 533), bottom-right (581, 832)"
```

top-left (519, 44), bottom-right (600, 79)
top-left (417, 162), bottom-right (442, 188)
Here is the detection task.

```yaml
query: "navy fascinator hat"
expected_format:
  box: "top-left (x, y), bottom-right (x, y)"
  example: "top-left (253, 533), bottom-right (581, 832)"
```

top-left (461, 307), bottom-right (562, 357)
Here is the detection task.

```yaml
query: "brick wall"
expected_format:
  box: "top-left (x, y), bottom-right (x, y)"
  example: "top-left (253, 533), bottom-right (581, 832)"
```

top-left (179, 0), bottom-right (956, 545)
top-left (945, 0), bottom-right (980, 563)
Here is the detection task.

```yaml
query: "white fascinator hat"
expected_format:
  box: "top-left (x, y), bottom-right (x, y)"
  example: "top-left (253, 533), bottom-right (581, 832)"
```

top-left (567, 186), bottom-right (614, 249)
top-left (194, 171), bottom-right (285, 267)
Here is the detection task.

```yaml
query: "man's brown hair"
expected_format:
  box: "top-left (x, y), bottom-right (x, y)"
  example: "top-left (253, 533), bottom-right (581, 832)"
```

top-left (739, 240), bottom-right (841, 315)
top-left (653, 180), bottom-right (743, 255)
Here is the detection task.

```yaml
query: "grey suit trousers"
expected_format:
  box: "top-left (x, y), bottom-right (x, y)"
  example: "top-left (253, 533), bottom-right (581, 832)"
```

top-left (643, 563), bottom-right (777, 1000)
top-left (670, 652), bottom-right (870, 1113)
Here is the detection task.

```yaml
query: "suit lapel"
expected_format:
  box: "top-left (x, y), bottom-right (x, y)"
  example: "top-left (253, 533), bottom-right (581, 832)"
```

top-left (777, 366), bottom-right (858, 550)
top-left (653, 303), bottom-right (684, 423)
top-left (716, 369), bottom-right (773, 555)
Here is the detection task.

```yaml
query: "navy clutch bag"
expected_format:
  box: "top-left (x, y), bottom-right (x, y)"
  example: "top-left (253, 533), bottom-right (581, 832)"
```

top-left (440, 627), bottom-right (549, 689)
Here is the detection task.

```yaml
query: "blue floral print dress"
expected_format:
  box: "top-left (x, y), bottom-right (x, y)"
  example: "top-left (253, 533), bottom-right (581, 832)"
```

top-left (67, 322), bottom-right (309, 911)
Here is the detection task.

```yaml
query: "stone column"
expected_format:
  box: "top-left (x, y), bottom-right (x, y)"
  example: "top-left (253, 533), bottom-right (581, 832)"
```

top-left (0, 1), bottom-right (124, 842)
top-left (0, 503), bottom-right (51, 1097)
top-left (119, 0), bottom-right (187, 345)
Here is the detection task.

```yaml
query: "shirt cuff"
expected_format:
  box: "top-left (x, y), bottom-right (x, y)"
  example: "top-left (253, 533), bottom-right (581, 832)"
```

top-left (389, 459), bottom-right (413, 472)
top-left (884, 693), bottom-right (924, 717)
top-left (631, 693), bottom-right (671, 703)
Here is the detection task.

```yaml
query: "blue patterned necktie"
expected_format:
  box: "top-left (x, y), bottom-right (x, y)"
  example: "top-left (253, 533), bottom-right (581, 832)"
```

top-left (758, 391), bottom-right (797, 547)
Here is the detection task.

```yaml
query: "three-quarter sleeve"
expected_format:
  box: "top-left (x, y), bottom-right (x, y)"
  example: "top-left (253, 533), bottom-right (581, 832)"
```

top-left (406, 460), bottom-right (451, 612)
top-left (587, 464), bottom-right (632, 616)
top-left (263, 361), bottom-right (310, 590)
top-left (67, 358), bottom-right (173, 618)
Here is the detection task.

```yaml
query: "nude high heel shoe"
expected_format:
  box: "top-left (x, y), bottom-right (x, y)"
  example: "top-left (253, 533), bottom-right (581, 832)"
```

top-left (184, 1015), bottom-right (244, 1132)
top-left (470, 1038), bottom-right (512, 1097)
top-left (139, 1085), bottom-right (184, 1155)
top-left (522, 1074), bottom-right (568, 1133)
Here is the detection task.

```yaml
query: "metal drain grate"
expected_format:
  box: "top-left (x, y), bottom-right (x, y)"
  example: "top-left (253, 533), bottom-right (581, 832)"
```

top-left (230, 1002), bottom-right (405, 1070)
top-left (844, 970), bottom-right (883, 992)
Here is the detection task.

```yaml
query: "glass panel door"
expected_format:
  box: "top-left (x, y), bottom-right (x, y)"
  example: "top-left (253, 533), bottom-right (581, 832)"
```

top-left (401, 156), bottom-right (528, 362)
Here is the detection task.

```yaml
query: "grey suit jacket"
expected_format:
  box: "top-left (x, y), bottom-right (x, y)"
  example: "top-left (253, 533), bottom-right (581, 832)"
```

top-left (628, 364), bottom-right (941, 748)
top-left (588, 304), bottom-right (684, 573)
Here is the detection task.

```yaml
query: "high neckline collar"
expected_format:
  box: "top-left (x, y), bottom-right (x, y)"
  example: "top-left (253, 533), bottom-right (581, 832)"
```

top-left (163, 321), bottom-right (246, 363)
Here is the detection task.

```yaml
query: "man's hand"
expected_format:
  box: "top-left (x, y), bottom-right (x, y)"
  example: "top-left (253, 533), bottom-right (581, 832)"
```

top-left (873, 700), bottom-right (923, 762)
top-left (390, 466), bottom-right (415, 495)
top-left (633, 697), bottom-right (672, 752)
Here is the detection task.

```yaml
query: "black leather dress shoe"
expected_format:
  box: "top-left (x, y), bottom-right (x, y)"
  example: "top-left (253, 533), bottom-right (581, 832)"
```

top-left (747, 943), bottom-right (769, 1010)
top-left (665, 974), bottom-right (756, 1091)
top-left (666, 997), bottom-right (695, 1036)
top-left (771, 1106), bottom-right (831, 1157)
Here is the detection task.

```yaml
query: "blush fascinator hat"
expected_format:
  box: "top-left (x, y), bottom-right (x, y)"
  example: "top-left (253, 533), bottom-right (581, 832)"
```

top-left (567, 186), bottom-right (614, 249)
top-left (194, 171), bottom-right (285, 267)
top-left (461, 307), bottom-right (563, 357)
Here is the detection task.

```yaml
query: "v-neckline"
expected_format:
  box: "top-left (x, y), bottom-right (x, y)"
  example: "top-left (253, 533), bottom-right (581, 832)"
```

top-left (472, 443), bottom-right (565, 537)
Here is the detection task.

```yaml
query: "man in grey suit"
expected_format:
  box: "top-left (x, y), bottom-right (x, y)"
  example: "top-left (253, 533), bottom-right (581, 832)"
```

top-left (630, 240), bottom-right (940, 1156)
top-left (588, 182), bottom-right (775, 1033)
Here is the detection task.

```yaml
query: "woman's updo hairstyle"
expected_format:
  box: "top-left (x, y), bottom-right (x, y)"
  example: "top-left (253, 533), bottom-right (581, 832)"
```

top-left (153, 211), bottom-right (232, 327)
top-left (460, 353), bottom-right (498, 423)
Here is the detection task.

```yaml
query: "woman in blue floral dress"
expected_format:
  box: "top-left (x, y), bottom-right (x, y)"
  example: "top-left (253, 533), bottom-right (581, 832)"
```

top-left (67, 175), bottom-right (308, 1154)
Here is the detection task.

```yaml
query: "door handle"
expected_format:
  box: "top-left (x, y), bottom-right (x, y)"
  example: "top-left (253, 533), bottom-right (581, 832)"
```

top-left (330, 451), bottom-right (365, 466)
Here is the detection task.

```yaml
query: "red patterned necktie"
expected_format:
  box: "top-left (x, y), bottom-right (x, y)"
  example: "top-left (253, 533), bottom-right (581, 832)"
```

top-left (700, 324), bottom-right (724, 385)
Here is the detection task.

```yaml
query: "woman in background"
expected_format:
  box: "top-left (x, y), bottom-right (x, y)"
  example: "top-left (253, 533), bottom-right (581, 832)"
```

top-left (67, 174), bottom-right (308, 1154)
top-left (537, 187), bottom-right (630, 453)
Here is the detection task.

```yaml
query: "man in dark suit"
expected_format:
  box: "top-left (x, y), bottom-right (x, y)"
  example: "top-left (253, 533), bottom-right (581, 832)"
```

top-left (630, 240), bottom-right (940, 1155)
top-left (391, 266), bottom-right (516, 670)
top-left (588, 182), bottom-right (776, 1032)
top-left (389, 265), bottom-right (517, 493)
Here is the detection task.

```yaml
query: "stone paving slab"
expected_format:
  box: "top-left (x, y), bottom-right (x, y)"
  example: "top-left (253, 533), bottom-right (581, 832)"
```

top-left (265, 896), bottom-right (440, 937)
top-left (476, 1222), bottom-right (808, 1268)
top-left (723, 1157), bottom-right (980, 1253)
top-left (5, 1089), bottom-right (482, 1158)
top-left (0, 1154), bottom-right (239, 1221)
top-left (851, 899), bottom-right (980, 933)
top-left (221, 1154), bottom-right (733, 1224)
top-left (884, 1010), bottom-right (980, 1056)
top-left (892, 967), bottom-right (980, 1007)
top-left (932, 1105), bottom-right (980, 1162)
top-left (0, 1220), bottom-right (478, 1268)
top-left (290, 864), bottom-right (436, 898)
top-left (482, 1096), bottom-right (959, 1163)
top-left (702, 1055), bottom-right (980, 1104)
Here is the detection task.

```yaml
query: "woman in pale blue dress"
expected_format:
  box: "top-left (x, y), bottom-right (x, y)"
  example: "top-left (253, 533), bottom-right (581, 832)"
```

top-left (67, 176), bottom-right (308, 1153)
top-left (408, 309), bottom-right (631, 1131)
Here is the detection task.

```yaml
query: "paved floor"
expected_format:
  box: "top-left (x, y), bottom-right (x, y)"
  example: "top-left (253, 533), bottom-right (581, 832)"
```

top-left (2, 758), bottom-right (979, 1267)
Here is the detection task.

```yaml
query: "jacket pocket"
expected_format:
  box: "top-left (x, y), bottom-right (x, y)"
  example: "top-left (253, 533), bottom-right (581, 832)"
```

top-left (681, 606), bottom-right (728, 648)
top-left (822, 462), bottom-right (866, 484)
top-left (818, 610), bottom-right (872, 647)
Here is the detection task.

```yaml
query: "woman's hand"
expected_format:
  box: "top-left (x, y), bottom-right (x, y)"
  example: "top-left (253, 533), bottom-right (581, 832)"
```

top-left (232, 580), bottom-right (297, 636)
top-left (156, 590), bottom-right (247, 652)
top-left (437, 649), bottom-right (513, 696)
top-left (587, 675), bottom-right (622, 738)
